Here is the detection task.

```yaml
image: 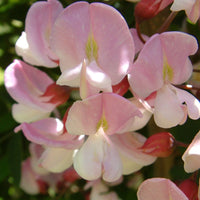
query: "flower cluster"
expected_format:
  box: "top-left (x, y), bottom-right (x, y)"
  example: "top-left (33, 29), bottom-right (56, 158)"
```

top-left (4, 0), bottom-right (200, 199)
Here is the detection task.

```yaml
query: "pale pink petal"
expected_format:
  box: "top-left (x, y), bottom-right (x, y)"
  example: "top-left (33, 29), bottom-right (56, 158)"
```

top-left (19, 118), bottom-right (83, 149)
top-left (12, 104), bottom-right (50, 123)
top-left (90, 2), bottom-right (135, 84)
top-left (79, 60), bottom-right (112, 99)
top-left (73, 134), bottom-right (104, 181)
top-left (66, 93), bottom-right (103, 135)
top-left (40, 147), bottom-right (74, 173)
top-left (29, 143), bottom-right (49, 175)
top-left (175, 87), bottom-right (200, 120)
top-left (182, 130), bottom-right (200, 173)
top-left (160, 32), bottom-right (198, 84)
top-left (4, 60), bottom-right (54, 111)
top-left (66, 93), bottom-right (141, 136)
top-left (154, 85), bottom-right (185, 128)
top-left (171, 0), bottom-right (200, 23)
top-left (137, 178), bottom-right (188, 200)
top-left (102, 93), bottom-right (142, 134)
top-left (102, 139), bottom-right (122, 182)
top-left (15, 32), bottom-right (43, 66)
top-left (56, 63), bottom-right (82, 87)
top-left (23, 0), bottom-right (63, 67)
top-left (52, 2), bottom-right (134, 88)
top-left (128, 34), bottom-right (164, 99)
top-left (51, 2), bottom-right (90, 73)
top-left (128, 98), bottom-right (152, 131)
top-left (20, 158), bottom-right (39, 195)
top-left (130, 28), bottom-right (149, 54)
top-left (90, 181), bottom-right (119, 200)
top-left (171, 0), bottom-right (196, 12)
top-left (187, 0), bottom-right (200, 23)
top-left (111, 132), bottom-right (156, 175)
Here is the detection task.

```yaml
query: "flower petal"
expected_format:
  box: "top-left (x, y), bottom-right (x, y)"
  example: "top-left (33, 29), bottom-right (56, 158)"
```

top-left (160, 32), bottom-right (198, 84)
top-left (12, 104), bottom-right (50, 123)
top-left (40, 147), bottom-right (74, 173)
top-left (128, 34), bottom-right (164, 99)
top-left (73, 134), bottom-right (104, 180)
top-left (137, 178), bottom-right (188, 200)
top-left (18, 118), bottom-right (83, 149)
top-left (175, 87), bottom-right (200, 120)
top-left (154, 85), bottom-right (185, 128)
top-left (182, 130), bottom-right (200, 173)
top-left (90, 2), bottom-right (135, 84)
top-left (22, 0), bottom-right (63, 67)
top-left (4, 60), bottom-right (54, 111)
top-left (111, 132), bottom-right (156, 175)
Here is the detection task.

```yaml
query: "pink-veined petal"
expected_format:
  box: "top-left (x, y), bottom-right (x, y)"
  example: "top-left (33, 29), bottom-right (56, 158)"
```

top-left (128, 34), bottom-right (164, 99)
top-left (73, 134), bottom-right (104, 181)
top-left (182, 130), bottom-right (200, 173)
top-left (23, 0), bottom-right (63, 67)
top-left (160, 32), bottom-right (198, 84)
top-left (40, 147), bottom-right (74, 173)
top-left (111, 132), bottom-right (156, 175)
top-left (18, 118), bottom-right (83, 149)
top-left (154, 85), bottom-right (185, 128)
top-left (137, 178), bottom-right (188, 200)
top-left (4, 60), bottom-right (54, 111)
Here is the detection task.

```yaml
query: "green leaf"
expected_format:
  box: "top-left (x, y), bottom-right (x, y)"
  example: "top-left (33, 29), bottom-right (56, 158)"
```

top-left (7, 133), bottom-right (22, 186)
top-left (0, 155), bottom-right (10, 182)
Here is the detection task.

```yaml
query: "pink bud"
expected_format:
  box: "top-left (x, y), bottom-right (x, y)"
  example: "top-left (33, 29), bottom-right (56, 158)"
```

top-left (134, 0), bottom-right (173, 23)
top-left (63, 167), bottom-right (80, 183)
top-left (41, 83), bottom-right (71, 105)
top-left (178, 179), bottom-right (198, 200)
top-left (112, 76), bottom-right (130, 96)
top-left (36, 179), bottom-right (49, 194)
top-left (139, 132), bottom-right (175, 157)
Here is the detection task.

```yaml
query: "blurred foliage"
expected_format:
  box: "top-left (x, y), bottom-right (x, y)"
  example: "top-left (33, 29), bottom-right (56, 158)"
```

top-left (0, 0), bottom-right (199, 199)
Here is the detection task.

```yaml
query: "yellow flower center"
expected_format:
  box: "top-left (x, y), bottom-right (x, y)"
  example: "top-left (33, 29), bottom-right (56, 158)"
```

top-left (163, 56), bottom-right (173, 82)
top-left (85, 34), bottom-right (98, 62)
top-left (96, 114), bottom-right (108, 132)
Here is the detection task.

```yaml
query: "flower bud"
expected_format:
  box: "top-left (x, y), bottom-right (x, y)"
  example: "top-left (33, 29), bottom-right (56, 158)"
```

top-left (134, 0), bottom-right (173, 23)
top-left (36, 179), bottom-right (49, 194)
top-left (139, 132), bottom-right (175, 157)
top-left (112, 76), bottom-right (130, 96)
top-left (63, 167), bottom-right (80, 183)
top-left (178, 179), bottom-right (198, 200)
top-left (41, 83), bottom-right (71, 105)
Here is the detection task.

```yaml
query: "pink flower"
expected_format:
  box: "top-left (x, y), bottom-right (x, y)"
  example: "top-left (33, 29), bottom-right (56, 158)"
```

top-left (65, 92), bottom-right (156, 181)
top-left (171, 0), bottom-right (200, 23)
top-left (128, 32), bottom-right (200, 128)
top-left (137, 178), bottom-right (188, 200)
top-left (51, 2), bottom-right (135, 97)
top-left (16, 0), bottom-right (63, 67)
top-left (4, 60), bottom-right (55, 123)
